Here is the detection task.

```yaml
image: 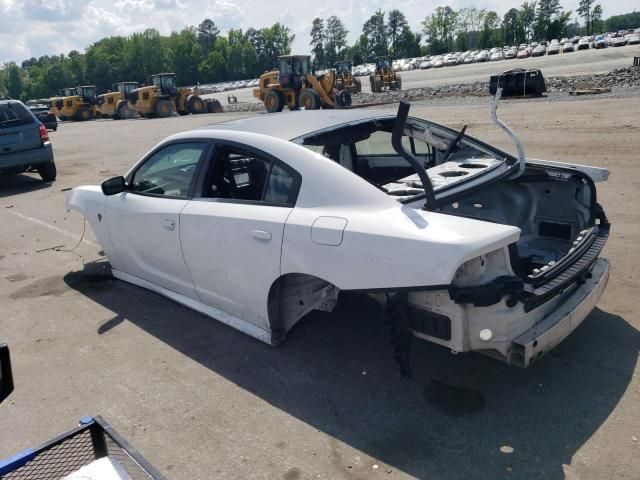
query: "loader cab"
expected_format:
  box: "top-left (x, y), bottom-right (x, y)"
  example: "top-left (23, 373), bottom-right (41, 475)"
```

top-left (278, 55), bottom-right (310, 90)
top-left (116, 82), bottom-right (139, 100)
top-left (76, 86), bottom-right (98, 104)
top-left (151, 73), bottom-right (178, 96)
top-left (60, 87), bottom-right (77, 97)
top-left (375, 56), bottom-right (391, 71)
top-left (335, 60), bottom-right (352, 75)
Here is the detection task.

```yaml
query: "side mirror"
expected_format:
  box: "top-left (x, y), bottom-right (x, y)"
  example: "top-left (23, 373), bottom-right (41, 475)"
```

top-left (0, 344), bottom-right (14, 404)
top-left (101, 176), bottom-right (126, 196)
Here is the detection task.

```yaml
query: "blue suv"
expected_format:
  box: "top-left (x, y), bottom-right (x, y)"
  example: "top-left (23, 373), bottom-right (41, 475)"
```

top-left (0, 99), bottom-right (56, 181)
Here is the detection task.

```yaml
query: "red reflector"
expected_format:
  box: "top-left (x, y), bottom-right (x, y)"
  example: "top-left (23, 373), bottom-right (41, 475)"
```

top-left (39, 123), bottom-right (49, 142)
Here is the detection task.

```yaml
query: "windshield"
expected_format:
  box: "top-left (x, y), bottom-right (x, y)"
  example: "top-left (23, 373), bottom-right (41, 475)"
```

top-left (377, 58), bottom-right (389, 69)
top-left (80, 87), bottom-right (96, 98)
top-left (118, 83), bottom-right (137, 95)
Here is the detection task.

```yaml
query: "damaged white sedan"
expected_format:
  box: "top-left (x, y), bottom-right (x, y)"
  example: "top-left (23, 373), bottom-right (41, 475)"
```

top-left (68, 99), bottom-right (610, 369)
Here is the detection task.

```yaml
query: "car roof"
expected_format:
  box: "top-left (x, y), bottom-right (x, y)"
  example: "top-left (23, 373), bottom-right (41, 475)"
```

top-left (202, 109), bottom-right (396, 140)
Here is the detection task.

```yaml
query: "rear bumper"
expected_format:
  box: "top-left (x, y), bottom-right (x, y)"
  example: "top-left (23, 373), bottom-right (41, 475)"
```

top-left (510, 257), bottom-right (610, 367)
top-left (0, 143), bottom-right (54, 173)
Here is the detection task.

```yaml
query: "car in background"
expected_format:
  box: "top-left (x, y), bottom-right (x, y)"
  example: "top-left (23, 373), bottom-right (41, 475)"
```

top-left (532, 45), bottom-right (546, 56)
top-left (490, 51), bottom-right (503, 61)
top-left (577, 38), bottom-right (591, 50)
top-left (476, 50), bottom-right (490, 62)
top-left (594, 35), bottom-right (607, 49)
top-left (28, 104), bottom-right (58, 131)
top-left (562, 42), bottom-right (574, 52)
top-left (517, 49), bottom-right (531, 59)
top-left (626, 34), bottom-right (640, 45)
top-left (504, 47), bottom-right (518, 59)
top-left (612, 36), bottom-right (626, 47)
top-left (547, 43), bottom-right (560, 55)
top-left (0, 99), bottom-right (56, 181)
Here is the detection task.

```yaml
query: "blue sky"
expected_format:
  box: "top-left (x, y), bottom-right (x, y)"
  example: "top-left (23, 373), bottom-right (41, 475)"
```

top-left (0, 0), bottom-right (636, 64)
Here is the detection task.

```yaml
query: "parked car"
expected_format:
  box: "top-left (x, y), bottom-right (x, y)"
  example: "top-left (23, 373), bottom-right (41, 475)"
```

top-left (626, 34), bottom-right (640, 45)
top-left (490, 51), bottom-right (503, 61)
top-left (577, 38), bottom-right (591, 50)
top-left (562, 42), bottom-right (574, 52)
top-left (28, 104), bottom-right (58, 131)
top-left (547, 43), bottom-right (560, 55)
top-left (532, 45), bottom-right (546, 57)
top-left (517, 49), bottom-right (531, 59)
top-left (594, 35), bottom-right (607, 48)
top-left (67, 106), bottom-right (611, 369)
top-left (476, 50), bottom-right (490, 62)
top-left (0, 99), bottom-right (56, 181)
top-left (612, 36), bottom-right (626, 47)
top-left (504, 48), bottom-right (518, 59)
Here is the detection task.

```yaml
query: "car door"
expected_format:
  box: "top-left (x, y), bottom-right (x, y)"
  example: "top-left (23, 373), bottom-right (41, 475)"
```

top-left (180, 142), bottom-right (301, 329)
top-left (105, 140), bottom-right (210, 299)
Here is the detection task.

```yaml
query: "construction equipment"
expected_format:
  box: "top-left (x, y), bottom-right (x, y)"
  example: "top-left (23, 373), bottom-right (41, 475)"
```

top-left (335, 60), bottom-right (362, 94)
top-left (96, 82), bottom-right (138, 119)
top-left (369, 56), bottom-right (402, 93)
top-left (130, 73), bottom-right (206, 118)
top-left (50, 86), bottom-right (100, 121)
top-left (253, 55), bottom-right (352, 113)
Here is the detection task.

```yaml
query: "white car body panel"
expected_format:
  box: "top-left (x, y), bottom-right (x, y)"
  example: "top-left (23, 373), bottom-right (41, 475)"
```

top-left (67, 109), bottom-right (610, 368)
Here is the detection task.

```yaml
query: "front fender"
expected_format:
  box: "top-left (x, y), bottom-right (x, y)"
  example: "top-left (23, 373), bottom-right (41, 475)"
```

top-left (66, 186), bottom-right (118, 263)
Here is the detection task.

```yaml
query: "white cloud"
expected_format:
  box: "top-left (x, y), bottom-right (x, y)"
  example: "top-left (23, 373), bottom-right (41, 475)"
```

top-left (0, 0), bottom-right (637, 64)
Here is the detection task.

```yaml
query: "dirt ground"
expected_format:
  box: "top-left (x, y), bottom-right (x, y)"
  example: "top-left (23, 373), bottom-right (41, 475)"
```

top-left (0, 96), bottom-right (638, 480)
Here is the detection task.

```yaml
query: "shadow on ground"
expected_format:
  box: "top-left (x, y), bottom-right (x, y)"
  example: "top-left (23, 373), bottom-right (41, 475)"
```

top-left (0, 174), bottom-right (51, 198)
top-left (65, 261), bottom-right (639, 480)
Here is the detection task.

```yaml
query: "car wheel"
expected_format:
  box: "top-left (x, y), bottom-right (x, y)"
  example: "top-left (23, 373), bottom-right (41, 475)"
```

top-left (117, 104), bottom-right (136, 119)
top-left (336, 90), bottom-right (352, 108)
top-left (355, 78), bottom-right (362, 93)
top-left (374, 76), bottom-right (383, 93)
top-left (37, 161), bottom-right (57, 182)
top-left (395, 75), bottom-right (402, 90)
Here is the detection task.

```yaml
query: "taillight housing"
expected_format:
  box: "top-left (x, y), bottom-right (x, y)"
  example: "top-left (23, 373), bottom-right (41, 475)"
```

top-left (39, 124), bottom-right (49, 143)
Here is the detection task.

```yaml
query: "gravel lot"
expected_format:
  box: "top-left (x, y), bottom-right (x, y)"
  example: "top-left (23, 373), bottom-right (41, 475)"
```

top-left (0, 95), bottom-right (638, 480)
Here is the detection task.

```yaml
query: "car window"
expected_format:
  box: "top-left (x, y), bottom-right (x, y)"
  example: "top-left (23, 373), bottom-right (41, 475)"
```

top-left (203, 145), bottom-right (298, 205)
top-left (0, 102), bottom-right (35, 128)
top-left (131, 142), bottom-right (206, 197)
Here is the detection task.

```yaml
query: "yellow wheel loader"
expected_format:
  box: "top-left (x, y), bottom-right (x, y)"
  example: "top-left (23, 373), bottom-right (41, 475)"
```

top-left (96, 82), bottom-right (138, 119)
top-left (335, 60), bottom-right (361, 94)
top-left (50, 86), bottom-right (99, 121)
top-left (253, 55), bottom-right (352, 113)
top-left (369, 56), bottom-right (402, 93)
top-left (129, 73), bottom-right (206, 118)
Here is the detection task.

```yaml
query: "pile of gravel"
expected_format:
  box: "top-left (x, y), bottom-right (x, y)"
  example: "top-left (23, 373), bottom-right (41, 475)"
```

top-left (546, 65), bottom-right (640, 91)
top-left (351, 81), bottom-right (490, 105)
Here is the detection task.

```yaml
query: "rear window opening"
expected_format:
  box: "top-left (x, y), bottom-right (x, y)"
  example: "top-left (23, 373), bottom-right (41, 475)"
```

top-left (0, 102), bottom-right (35, 128)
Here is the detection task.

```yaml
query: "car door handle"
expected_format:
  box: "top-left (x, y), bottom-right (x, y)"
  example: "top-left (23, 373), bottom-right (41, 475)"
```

top-left (251, 229), bottom-right (272, 241)
top-left (162, 219), bottom-right (176, 231)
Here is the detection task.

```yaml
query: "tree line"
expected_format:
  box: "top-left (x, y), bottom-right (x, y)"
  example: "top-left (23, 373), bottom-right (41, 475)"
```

top-left (0, 21), bottom-right (294, 101)
top-left (0, 6), bottom-right (638, 100)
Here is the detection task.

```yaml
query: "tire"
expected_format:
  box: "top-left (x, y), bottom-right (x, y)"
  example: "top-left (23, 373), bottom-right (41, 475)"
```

top-left (37, 161), bottom-right (57, 182)
top-left (374, 76), bottom-right (382, 93)
top-left (264, 89), bottom-right (285, 113)
top-left (369, 75), bottom-right (375, 92)
top-left (155, 99), bottom-right (174, 118)
top-left (187, 95), bottom-right (206, 114)
top-left (76, 106), bottom-right (91, 121)
top-left (336, 90), bottom-right (352, 107)
top-left (336, 79), bottom-right (344, 91)
top-left (299, 89), bottom-right (321, 110)
top-left (355, 78), bottom-right (362, 93)
top-left (395, 75), bottom-right (402, 90)
top-left (117, 104), bottom-right (135, 120)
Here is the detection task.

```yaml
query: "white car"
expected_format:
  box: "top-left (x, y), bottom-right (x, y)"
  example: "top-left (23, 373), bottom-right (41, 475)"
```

top-left (68, 107), bottom-right (610, 369)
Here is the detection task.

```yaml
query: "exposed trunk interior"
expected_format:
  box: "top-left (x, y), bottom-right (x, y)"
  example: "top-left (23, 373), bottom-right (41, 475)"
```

top-left (438, 166), bottom-right (595, 280)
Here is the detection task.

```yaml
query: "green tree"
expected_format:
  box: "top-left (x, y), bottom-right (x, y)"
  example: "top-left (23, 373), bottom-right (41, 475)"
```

top-left (480, 11), bottom-right (501, 48)
top-left (309, 18), bottom-right (325, 67)
top-left (363, 10), bottom-right (388, 57)
top-left (197, 19), bottom-right (219, 53)
top-left (387, 10), bottom-right (408, 57)
top-left (6, 63), bottom-right (22, 99)
top-left (503, 8), bottom-right (523, 45)
top-left (519, 2), bottom-right (537, 42)
top-left (591, 4), bottom-right (603, 33)
top-left (422, 6), bottom-right (458, 54)
top-left (534, 0), bottom-right (561, 40)
top-left (325, 16), bottom-right (348, 65)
